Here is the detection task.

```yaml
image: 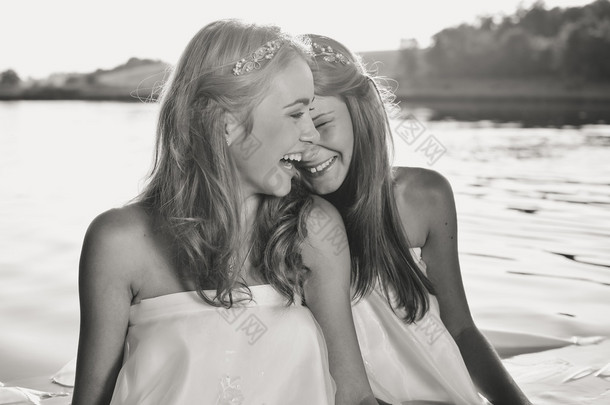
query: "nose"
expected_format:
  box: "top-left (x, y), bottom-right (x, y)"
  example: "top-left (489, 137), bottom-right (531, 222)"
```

top-left (299, 115), bottom-right (319, 144)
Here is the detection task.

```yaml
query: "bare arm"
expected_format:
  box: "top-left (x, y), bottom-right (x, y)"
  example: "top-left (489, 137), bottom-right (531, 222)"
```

top-left (71, 209), bottom-right (141, 405)
top-left (413, 170), bottom-right (531, 405)
top-left (301, 196), bottom-right (379, 405)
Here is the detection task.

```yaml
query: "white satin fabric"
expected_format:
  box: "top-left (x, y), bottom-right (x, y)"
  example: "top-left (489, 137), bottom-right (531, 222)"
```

top-left (109, 285), bottom-right (335, 405)
top-left (352, 249), bottom-right (489, 405)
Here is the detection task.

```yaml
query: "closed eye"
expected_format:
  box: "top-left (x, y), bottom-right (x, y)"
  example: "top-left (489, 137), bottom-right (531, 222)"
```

top-left (291, 112), bottom-right (305, 119)
top-left (315, 120), bottom-right (331, 129)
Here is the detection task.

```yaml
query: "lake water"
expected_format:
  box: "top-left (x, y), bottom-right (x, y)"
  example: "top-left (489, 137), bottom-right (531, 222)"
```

top-left (1, 100), bottom-right (609, 382)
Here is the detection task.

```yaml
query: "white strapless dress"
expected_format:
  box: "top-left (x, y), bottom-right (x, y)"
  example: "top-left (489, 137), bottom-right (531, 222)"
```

top-left (109, 285), bottom-right (335, 405)
top-left (352, 248), bottom-right (489, 405)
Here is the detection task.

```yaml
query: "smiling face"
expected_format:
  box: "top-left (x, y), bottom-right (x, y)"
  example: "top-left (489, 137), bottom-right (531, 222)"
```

top-left (228, 57), bottom-right (317, 198)
top-left (299, 96), bottom-right (354, 195)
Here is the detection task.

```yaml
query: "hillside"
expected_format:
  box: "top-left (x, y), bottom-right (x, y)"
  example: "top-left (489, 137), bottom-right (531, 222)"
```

top-left (0, 58), bottom-right (170, 101)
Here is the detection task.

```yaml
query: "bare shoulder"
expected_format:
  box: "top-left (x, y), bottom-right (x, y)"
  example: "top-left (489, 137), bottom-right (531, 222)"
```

top-left (306, 195), bottom-right (346, 243)
top-left (393, 167), bottom-right (456, 245)
top-left (308, 195), bottom-right (344, 225)
top-left (394, 167), bottom-right (454, 207)
top-left (80, 203), bottom-right (157, 298)
top-left (83, 204), bottom-right (154, 256)
top-left (302, 195), bottom-right (349, 270)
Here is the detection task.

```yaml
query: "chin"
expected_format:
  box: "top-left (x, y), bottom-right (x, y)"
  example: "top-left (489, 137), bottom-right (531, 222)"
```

top-left (270, 184), bottom-right (291, 197)
top-left (260, 165), bottom-right (295, 197)
top-left (311, 179), bottom-right (341, 196)
top-left (258, 178), bottom-right (292, 197)
top-left (308, 172), bottom-right (344, 195)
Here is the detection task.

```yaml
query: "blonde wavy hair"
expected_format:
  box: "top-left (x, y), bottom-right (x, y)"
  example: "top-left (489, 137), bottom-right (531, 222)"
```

top-left (139, 20), bottom-right (314, 307)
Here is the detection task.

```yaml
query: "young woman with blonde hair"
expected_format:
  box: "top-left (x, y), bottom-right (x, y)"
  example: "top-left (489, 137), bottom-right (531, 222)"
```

top-left (72, 21), bottom-right (382, 405)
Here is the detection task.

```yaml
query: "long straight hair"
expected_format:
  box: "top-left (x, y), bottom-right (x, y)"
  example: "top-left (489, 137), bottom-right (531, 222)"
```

top-left (307, 34), bottom-right (435, 322)
top-left (138, 20), bottom-right (313, 307)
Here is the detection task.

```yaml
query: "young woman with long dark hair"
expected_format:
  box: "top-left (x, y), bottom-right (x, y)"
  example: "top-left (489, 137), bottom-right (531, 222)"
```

top-left (298, 34), bottom-right (532, 405)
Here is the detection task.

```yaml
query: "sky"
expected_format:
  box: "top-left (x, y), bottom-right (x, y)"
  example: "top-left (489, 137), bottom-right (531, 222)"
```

top-left (0, 0), bottom-right (596, 79)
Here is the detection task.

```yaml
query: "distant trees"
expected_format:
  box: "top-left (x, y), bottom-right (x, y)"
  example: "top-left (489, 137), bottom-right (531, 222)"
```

top-left (398, 39), bottom-right (420, 80)
top-left (559, 18), bottom-right (610, 79)
top-left (0, 69), bottom-right (21, 86)
top-left (424, 0), bottom-right (610, 81)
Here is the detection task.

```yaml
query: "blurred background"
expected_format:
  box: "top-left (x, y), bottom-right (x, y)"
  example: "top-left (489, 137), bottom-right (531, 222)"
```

top-left (1, 0), bottom-right (609, 386)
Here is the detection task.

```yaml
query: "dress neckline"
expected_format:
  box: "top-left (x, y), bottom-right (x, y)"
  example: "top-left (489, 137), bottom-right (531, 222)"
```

top-left (133, 284), bottom-right (274, 307)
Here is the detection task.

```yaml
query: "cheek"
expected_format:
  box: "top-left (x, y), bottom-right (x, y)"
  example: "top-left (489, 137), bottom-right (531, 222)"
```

top-left (335, 123), bottom-right (355, 160)
top-left (252, 118), bottom-right (286, 146)
top-left (341, 126), bottom-right (354, 149)
top-left (237, 123), bottom-right (293, 171)
top-left (257, 119), bottom-right (294, 147)
top-left (230, 136), bottom-right (275, 175)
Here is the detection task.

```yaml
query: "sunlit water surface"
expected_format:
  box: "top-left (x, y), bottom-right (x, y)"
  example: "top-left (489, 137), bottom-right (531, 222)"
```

top-left (1, 101), bottom-right (608, 381)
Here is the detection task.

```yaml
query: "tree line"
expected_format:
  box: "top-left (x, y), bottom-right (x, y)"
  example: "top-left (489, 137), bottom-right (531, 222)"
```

top-left (401, 0), bottom-right (610, 81)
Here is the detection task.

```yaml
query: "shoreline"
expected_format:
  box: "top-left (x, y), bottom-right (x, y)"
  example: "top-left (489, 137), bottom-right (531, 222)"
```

top-left (394, 77), bottom-right (610, 103)
top-left (0, 86), bottom-right (156, 102)
top-left (2, 78), bottom-right (610, 104)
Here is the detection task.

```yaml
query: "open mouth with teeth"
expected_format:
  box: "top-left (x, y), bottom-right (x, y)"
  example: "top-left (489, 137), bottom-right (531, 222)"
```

top-left (301, 155), bottom-right (337, 175)
top-left (279, 153), bottom-right (302, 170)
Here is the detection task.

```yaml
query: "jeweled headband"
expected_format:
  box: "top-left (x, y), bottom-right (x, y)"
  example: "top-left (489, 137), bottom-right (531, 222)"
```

top-left (232, 39), bottom-right (284, 76)
top-left (312, 42), bottom-right (350, 65)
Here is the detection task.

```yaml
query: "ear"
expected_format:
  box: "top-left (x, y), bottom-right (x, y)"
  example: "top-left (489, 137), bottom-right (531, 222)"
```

top-left (224, 112), bottom-right (242, 146)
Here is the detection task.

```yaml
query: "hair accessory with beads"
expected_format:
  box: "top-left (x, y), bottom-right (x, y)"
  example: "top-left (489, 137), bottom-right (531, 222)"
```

top-left (312, 42), bottom-right (350, 65)
top-left (232, 39), bottom-right (284, 76)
